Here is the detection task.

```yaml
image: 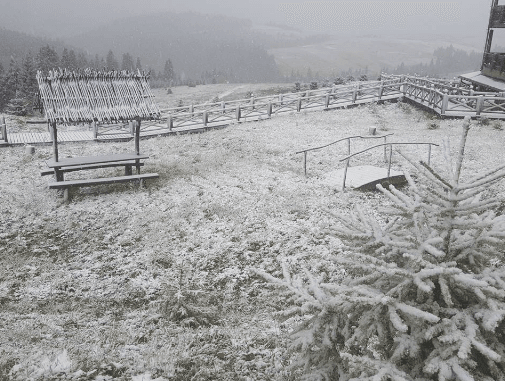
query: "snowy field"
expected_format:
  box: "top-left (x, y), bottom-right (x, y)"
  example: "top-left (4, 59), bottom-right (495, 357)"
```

top-left (1, 92), bottom-right (505, 379)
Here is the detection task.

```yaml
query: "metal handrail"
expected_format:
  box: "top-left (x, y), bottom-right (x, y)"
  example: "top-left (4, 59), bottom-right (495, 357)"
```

top-left (296, 133), bottom-right (394, 176)
top-left (339, 142), bottom-right (439, 191)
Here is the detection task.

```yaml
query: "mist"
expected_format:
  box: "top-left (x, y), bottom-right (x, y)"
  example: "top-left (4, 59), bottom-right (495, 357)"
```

top-left (0, 0), bottom-right (492, 40)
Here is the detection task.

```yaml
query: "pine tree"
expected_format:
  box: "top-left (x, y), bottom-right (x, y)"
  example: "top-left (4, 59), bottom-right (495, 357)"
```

top-left (260, 117), bottom-right (505, 380)
top-left (36, 45), bottom-right (59, 74)
top-left (106, 50), bottom-right (119, 70)
top-left (121, 53), bottom-right (135, 71)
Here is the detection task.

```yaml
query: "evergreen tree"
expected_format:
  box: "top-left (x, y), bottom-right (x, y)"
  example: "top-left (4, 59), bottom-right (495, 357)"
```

top-left (121, 53), bottom-right (135, 71)
top-left (76, 52), bottom-right (88, 69)
top-left (18, 52), bottom-right (38, 110)
top-left (260, 118), bottom-right (505, 380)
top-left (36, 45), bottom-right (59, 74)
top-left (135, 57), bottom-right (142, 72)
top-left (0, 57), bottom-right (20, 111)
top-left (164, 59), bottom-right (175, 84)
top-left (106, 50), bottom-right (119, 70)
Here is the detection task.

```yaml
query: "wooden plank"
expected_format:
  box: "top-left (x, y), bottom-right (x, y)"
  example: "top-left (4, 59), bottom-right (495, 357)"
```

top-left (48, 173), bottom-right (159, 189)
top-left (41, 161), bottom-right (145, 176)
top-left (47, 153), bottom-right (149, 168)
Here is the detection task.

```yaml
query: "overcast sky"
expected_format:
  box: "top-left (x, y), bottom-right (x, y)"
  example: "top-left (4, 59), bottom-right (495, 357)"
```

top-left (0, 0), bottom-right (493, 39)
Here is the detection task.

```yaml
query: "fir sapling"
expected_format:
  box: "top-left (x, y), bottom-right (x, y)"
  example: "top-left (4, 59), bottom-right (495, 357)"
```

top-left (258, 117), bottom-right (505, 380)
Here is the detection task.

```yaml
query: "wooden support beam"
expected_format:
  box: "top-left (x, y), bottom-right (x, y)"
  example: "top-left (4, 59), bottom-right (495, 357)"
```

top-left (1, 115), bottom-right (7, 143)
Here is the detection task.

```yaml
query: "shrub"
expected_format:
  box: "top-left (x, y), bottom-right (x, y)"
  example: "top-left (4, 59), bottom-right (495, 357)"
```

top-left (310, 81), bottom-right (318, 90)
top-left (294, 82), bottom-right (302, 93)
top-left (259, 117), bottom-right (505, 380)
top-left (427, 118), bottom-right (440, 130)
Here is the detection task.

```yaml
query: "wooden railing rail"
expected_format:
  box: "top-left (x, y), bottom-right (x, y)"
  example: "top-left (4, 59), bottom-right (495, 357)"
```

top-left (295, 133), bottom-right (394, 176)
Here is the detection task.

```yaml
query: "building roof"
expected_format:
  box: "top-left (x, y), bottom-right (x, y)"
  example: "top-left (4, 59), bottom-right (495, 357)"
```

top-left (37, 69), bottom-right (161, 124)
top-left (459, 71), bottom-right (505, 92)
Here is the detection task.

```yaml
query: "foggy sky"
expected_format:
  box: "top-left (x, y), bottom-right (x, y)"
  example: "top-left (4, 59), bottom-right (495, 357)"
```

top-left (0, 0), bottom-right (493, 39)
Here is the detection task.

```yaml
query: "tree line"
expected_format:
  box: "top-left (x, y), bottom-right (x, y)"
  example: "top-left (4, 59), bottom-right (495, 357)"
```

top-left (388, 45), bottom-right (483, 78)
top-left (0, 45), bottom-right (180, 115)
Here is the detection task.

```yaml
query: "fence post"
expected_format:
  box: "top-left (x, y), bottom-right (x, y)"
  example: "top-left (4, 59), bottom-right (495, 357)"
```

top-left (93, 121), bottom-right (98, 139)
top-left (267, 101), bottom-right (272, 117)
top-left (129, 121), bottom-right (134, 136)
top-left (236, 106), bottom-right (241, 121)
top-left (476, 96), bottom-right (484, 116)
top-left (203, 111), bottom-right (208, 126)
top-left (325, 94), bottom-right (330, 108)
top-left (1, 115), bottom-right (7, 143)
top-left (352, 88), bottom-right (357, 103)
top-left (221, 101), bottom-right (226, 114)
top-left (378, 81), bottom-right (384, 100)
top-left (441, 93), bottom-right (449, 115)
top-left (190, 104), bottom-right (194, 116)
top-left (251, 97), bottom-right (255, 110)
top-left (297, 96), bottom-right (302, 112)
top-left (279, 94), bottom-right (283, 105)
top-left (167, 115), bottom-right (173, 131)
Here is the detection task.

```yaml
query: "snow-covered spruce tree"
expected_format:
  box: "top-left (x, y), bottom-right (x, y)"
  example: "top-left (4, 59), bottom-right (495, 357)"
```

top-left (259, 117), bottom-right (505, 380)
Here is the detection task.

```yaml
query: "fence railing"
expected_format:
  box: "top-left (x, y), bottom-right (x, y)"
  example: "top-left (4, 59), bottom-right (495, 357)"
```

top-left (87, 74), bottom-right (505, 138)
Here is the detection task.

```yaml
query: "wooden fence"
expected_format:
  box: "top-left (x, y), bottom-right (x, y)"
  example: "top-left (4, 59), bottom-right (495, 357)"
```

top-left (93, 77), bottom-right (404, 137)
top-left (383, 74), bottom-right (505, 118)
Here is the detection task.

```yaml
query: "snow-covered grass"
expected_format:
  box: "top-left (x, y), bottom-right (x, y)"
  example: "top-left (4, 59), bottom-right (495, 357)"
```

top-left (1, 96), bottom-right (505, 380)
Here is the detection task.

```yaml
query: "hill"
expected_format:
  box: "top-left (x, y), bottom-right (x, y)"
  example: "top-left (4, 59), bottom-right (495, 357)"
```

top-left (0, 28), bottom-right (78, 70)
top-left (67, 12), bottom-right (280, 83)
top-left (1, 91), bottom-right (505, 379)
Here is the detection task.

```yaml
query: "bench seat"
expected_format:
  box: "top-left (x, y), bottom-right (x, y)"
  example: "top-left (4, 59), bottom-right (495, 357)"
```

top-left (41, 161), bottom-right (145, 176)
top-left (46, 153), bottom-right (149, 168)
top-left (48, 173), bottom-right (159, 189)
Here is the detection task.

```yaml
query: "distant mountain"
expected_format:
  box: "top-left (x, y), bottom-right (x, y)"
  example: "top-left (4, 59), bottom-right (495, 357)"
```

top-left (67, 12), bottom-right (281, 83)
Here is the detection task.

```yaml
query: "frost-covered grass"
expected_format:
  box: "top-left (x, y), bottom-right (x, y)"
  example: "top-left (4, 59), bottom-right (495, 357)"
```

top-left (1, 98), bottom-right (505, 380)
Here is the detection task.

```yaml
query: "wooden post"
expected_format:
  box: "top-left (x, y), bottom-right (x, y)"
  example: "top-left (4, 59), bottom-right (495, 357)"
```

top-left (167, 115), bottom-right (173, 131)
top-left (297, 97), bottom-right (302, 112)
top-left (387, 144), bottom-right (393, 178)
top-left (1, 115), bottom-right (7, 143)
top-left (203, 111), bottom-right (208, 126)
top-left (441, 93), bottom-right (449, 115)
top-left (347, 138), bottom-right (351, 155)
top-left (383, 136), bottom-right (388, 162)
top-left (427, 144), bottom-right (432, 166)
top-left (378, 81), bottom-right (384, 100)
top-left (304, 151), bottom-right (307, 176)
top-left (50, 121), bottom-right (58, 162)
top-left (267, 101), bottom-right (272, 117)
top-left (190, 104), bottom-right (194, 116)
top-left (279, 94), bottom-right (283, 105)
top-left (221, 101), bottom-right (226, 114)
top-left (129, 121), bottom-right (134, 136)
top-left (476, 96), bottom-right (484, 116)
top-left (325, 94), bottom-right (330, 108)
top-left (352, 88), bottom-right (357, 103)
top-left (342, 158), bottom-right (350, 191)
top-left (135, 117), bottom-right (141, 175)
top-left (93, 121), bottom-right (98, 139)
top-left (251, 97), bottom-right (255, 110)
top-left (236, 106), bottom-right (241, 121)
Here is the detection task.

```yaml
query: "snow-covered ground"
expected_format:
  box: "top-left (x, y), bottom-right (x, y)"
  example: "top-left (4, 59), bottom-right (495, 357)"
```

top-left (1, 98), bottom-right (505, 380)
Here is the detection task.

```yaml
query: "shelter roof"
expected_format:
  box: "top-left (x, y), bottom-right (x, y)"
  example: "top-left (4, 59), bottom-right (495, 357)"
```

top-left (459, 71), bottom-right (505, 92)
top-left (36, 69), bottom-right (161, 124)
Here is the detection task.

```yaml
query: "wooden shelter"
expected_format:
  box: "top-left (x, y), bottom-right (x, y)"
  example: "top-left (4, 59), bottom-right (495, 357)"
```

top-left (37, 69), bottom-right (160, 199)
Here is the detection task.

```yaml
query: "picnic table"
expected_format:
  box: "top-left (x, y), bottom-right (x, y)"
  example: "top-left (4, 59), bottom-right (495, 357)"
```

top-left (41, 118), bottom-right (159, 201)
top-left (37, 69), bottom-right (161, 201)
